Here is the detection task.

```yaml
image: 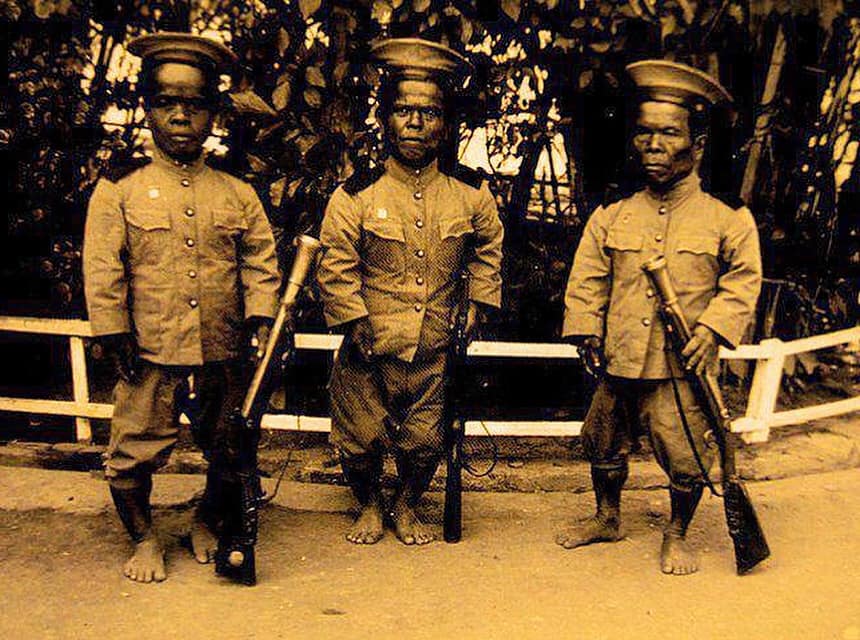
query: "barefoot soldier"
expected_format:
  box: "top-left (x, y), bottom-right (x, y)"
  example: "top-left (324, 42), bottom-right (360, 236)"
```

top-left (556, 61), bottom-right (762, 574)
top-left (318, 38), bottom-right (503, 546)
top-left (83, 33), bottom-right (280, 583)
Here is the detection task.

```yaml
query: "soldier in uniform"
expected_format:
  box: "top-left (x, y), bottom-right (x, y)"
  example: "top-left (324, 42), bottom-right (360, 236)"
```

top-left (556, 61), bottom-right (762, 574)
top-left (83, 33), bottom-right (280, 582)
top-left (318, 38), bottom-right (504, 545)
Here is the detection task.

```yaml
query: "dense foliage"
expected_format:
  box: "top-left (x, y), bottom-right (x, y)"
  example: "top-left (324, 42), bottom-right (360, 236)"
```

top-left (1, 0), bottom-right (857, 339)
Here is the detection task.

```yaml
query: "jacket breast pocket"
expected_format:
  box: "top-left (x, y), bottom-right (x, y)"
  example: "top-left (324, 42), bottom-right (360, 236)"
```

top-left (213, 208), bottom-right (249, 232)
top-left (125, 208), bottom-right (171, 264)
top-left (604, 228), bottom-right (644, 281)
top-left (210, 208), bottom-right (249, 254)
top-left (437, 215), bottom-right (473, 270)
top-left (439, 215), bottom-right (473, 240)
top-left (673, 235), bottom-right (720, 288)
top-left (363, 217), bottom-right (406, 273)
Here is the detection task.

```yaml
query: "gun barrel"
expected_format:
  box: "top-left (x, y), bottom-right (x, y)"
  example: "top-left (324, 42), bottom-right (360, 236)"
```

top-left (240, 235), bottom-right (322, 420)
top-left (641, 255), bottom-right (734, 458)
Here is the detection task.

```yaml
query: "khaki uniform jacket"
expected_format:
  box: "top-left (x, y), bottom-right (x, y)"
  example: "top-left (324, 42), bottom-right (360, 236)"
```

top-left (563, 174), bottom-right (762, 379)
top-left (318, 158), bottom-right (504, 362)
top-left (83, 150), bottom-right (280, 366)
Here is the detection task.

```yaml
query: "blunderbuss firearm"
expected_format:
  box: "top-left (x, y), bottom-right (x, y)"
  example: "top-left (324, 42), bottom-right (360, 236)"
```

top-left (215, 234), bottom-right (322, 585)
top-left (642, 255), bottom-right (770, 575)
top-left (443, 270), bottom-right (471, 543)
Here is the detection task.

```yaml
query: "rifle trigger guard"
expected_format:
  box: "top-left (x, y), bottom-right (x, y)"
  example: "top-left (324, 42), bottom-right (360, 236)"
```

top-left (703, 429), bottom-right (717, 449)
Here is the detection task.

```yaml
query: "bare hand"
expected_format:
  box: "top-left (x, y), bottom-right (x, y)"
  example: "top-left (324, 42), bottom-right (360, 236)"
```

top-left (682, 324), bottom-right (718, 375)
top-left (101, 333), bottom-right (139, 383)
top-left (245, 317), bottom-right (273, 364)
top-left (577, 335), bottom-right (605, 378)
top-left (349, 317), bottom-right (375, 364)
top-left (250, 324), bottom-right (271, 363)
top-left (464, 302), bottom-right (483, 341)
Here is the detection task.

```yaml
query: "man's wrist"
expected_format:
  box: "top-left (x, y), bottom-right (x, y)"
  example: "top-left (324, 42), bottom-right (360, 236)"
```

top-left (246, 315), bottom-right (274, 329)
top-left (563, 334), bottom-right (601, 347)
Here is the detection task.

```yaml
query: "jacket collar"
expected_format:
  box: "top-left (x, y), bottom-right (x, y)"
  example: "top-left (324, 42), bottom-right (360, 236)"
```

top-left (643, 171), bottom-right (701, 209)
top-left (152, 145), bottom-right (208, 178)
top-left (385, 156), bottom-right (440, 188)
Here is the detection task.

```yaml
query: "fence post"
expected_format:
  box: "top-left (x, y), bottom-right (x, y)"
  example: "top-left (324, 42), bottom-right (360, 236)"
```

top-left (737, 338), bottom-right (785, 443)
top-left (69, 336), bottom-right (92, 442)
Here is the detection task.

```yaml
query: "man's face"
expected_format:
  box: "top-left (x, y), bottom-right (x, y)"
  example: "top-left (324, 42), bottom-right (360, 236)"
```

top-left (384, 79), bottom-right (446, 168)
top-left (632, 101), bottom-right (703, 189)
top-left (146, 62), bottom-right (215, 162)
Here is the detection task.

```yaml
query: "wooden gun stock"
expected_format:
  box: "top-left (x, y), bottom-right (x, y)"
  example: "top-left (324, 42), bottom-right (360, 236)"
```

top-left (642, 255), bottom-right (770, 575)
top-left (215, 235), bottom-right (322, 586)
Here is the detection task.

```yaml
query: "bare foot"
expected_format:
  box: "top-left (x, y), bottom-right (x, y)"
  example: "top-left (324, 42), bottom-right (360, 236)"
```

top-left (555, 515), bottom-right (621, 549)
top-left (190, 518), bottom-right (218, 564)
top-left (392, 499), bottom-right (435, 546)
top-left (660, 533), bottom-right (699, 575)
top-left (123, 536), bottom-right (166, 583)
top-left (346, 502), bottom-right (384, 545)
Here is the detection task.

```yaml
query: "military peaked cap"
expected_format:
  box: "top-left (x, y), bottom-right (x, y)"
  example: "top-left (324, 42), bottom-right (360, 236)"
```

top-left (370, 38), bottom-right (474, 92)
top-left (626, 60), bottom-right (734, 115)
top-left (128, 32), bottom-right (237, 75)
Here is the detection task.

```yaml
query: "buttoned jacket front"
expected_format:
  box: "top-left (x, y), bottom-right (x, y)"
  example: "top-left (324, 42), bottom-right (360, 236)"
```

top-left (563, 174), bottom-right (762, 379)
top-left (83, 150), bottom-right (281, 365)
top-left (318, 158), bottom-right (504, 362)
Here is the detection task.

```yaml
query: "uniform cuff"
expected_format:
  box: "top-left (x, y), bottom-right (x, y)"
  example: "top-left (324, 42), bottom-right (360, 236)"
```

top-left (323, 305), bottom-right (369, 329)
top-left (469, 283), bottom-right (501, 309)
top-left (243, 295), bottom-right (279, 320)
top-left (695, 314), bottom-right (744, 349)
top-left (562, 313), bottom-right (603, 339)
top-left (88, 313), bottom-right (131, 336)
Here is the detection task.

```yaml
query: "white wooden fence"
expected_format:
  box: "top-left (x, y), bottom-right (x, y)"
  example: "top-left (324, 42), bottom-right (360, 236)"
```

top-left (0, 316), bottom-right (857, 444)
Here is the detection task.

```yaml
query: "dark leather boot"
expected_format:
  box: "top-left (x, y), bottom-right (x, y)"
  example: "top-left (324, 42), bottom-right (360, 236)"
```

top-left (109, 475), bottom-right (153, 543)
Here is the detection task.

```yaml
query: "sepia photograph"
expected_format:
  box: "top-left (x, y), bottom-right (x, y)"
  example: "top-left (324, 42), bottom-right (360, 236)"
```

top-left (0, 1), bottom-right (858, 638)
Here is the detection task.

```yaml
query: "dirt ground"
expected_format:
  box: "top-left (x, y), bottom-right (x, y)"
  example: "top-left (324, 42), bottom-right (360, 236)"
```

top-left (0, 469), bottom-right (858, 640)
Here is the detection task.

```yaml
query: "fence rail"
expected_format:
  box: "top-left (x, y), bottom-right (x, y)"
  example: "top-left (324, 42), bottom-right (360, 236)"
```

top-left (0, 316), bottom-right (857, 444)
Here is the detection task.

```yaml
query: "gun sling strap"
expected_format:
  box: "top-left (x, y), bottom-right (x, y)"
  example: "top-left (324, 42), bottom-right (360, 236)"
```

top-left (667, 362), bottom-right (722, 497)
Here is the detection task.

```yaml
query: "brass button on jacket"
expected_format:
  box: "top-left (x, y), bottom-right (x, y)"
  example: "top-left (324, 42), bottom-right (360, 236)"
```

top-left (83, 149), bottom-right (280, 365)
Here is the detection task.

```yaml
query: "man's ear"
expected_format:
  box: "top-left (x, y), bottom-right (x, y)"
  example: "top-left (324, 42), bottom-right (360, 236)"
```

top-left (693, 134), bottom-right (707, 160)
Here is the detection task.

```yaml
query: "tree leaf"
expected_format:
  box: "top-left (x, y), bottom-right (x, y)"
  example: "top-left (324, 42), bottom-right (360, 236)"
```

top-left (269, 176), bottom-right (287, 208)
top-left (460, 16), bottom-right (474, 44)
top-left (660, 13), bottom-right (678, 41)
top-left (277, 28), bottom-right (291, 57)
top-left (553, 35), bottom-right (576, 52)
top-left (579, 70), bottom-right (594, 90)
top-left (413, 0), bottom-right (430, 12)
top-left (501, 0), bottom-right (520, 22)
top-left (246, 153), bottom-right (270, 173)
top-left (306, 65), bottom-right (326, 88)
top-left (299, 0), bottom-right (323, 20)
top-left (728, 2), bottom-right (745, 24)
top-left (229, 90), bottom-right (277, 117)
top-left (287, 177), bottom-right (305, 200)
top-left (255, 120), bottom-right (287, 143)
top-left (333, 61), bottom-right (350, 84)
top-left (304, 88), bottom-right (323, 108)
top-left (272, 79), bottom-right (292, 111)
